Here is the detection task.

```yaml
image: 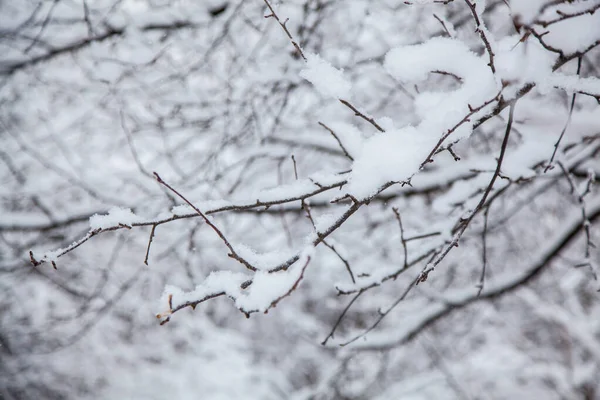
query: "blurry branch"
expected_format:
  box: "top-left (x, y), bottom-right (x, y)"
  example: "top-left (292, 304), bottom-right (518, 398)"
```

top-left (476, 207), bottom-right (490, 296)
top-left (518, 288), bottom-right (600, 360)
top-left (24, 0), bottom-right (61, 53)
top-left (419, 336), bottom-right (472, 400)
top-left (264, 136), bottom-right (347, 158)
top-left (0, 213), bottom-right (99, 232)
top-left (556, 162), bottom-right (597, 260)
top-left (487, 140), bottom-right (600, 232)
top-left (1, 19), bottom-right (201, 76)
top-left (1, 119), bottom-right (127, 206)
top-left (120, 110), bottom-right (154, 180)
top-left (0, 149), bottom-right (54, 221)
top-left (82, 0), bottom-right (94, 36)
top-left (403, 0), bottom-right (454, 4)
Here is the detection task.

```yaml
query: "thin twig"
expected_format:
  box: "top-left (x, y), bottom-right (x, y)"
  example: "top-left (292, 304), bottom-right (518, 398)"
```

top-left (339, 99), bottom-right (385, 133)
top-left (263, 0), bottom-right (306, 61)
top-left (545, 56), bottom-right (582, 172)
top-left (341, 276), bottom-right (419, 346)
top-left (291, 154), bottom-right (299, 180)
top-left (392, 207), bottom-right (408, 270)
top-left (300, 188), bottom-right (356, 283)
top-left (321, 290), bottom-right (364, 345)
top-left (433, 13), bottom-right (453, 37)
top-left (25, 0), bottom-right (60, 53)
top-left (153, 172), bottom-right (257, 271)
top-left (318, 122), bottom-right (354, 161)
top-left (144, 224), bottom-right (157, 265)
top-left (269, 255), bottom-right (312, 309)
top-left (463, 0), bottom-right (496, 73)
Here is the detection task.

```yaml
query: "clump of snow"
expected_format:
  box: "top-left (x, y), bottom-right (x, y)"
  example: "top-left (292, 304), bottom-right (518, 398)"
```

top-left (300, 53), bottom-right (351, 99)
top-left (347, 126), bottom-right (436, 199)
top-left (171, 199), bottom-right (232, 216)
top-left (385, 37), bottom-right (498, 121)
top-left (235, 247), bottom-right (314, 312)
top-left (89, 207), bottom-right (142, 230)
top-left (235, 244), bottom-right (296, 271)
top-left (160, 248), bottom-right (315, 318)
top-left (346, 37), bottom-right (501, 199)
top-left (159, 271), bottom-right (248, 313)
top-left (348, 36), bottom-right (500, 198)
top-left (495, 36), bottom-right (554, 88)
top-left (495, 36), bottom-right (600, 98)
top-left (313, 212), bottom-right (339, 234)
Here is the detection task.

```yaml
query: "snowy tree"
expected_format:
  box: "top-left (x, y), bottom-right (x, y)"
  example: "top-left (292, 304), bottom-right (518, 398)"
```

top-left (1, 0), bottom-right (599, 398)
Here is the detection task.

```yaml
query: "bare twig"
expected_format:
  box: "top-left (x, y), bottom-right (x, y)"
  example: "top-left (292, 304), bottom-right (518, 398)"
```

top-left (545, 56), bottom-right (582, 171)
top-left (269, 256), bottom-right (312, 310)
top-left (29, 177), bottom-right (348, 267)
top-left (300, 189), bottom-right (356, 284)
top-left (433, 13), bottom-right (453, 37)
top-left (339, 99), bottom-right (385, 133)
top-left (82, 0), bottom-right (94, 36)
top-left (291, 154), bottom-right (299, 180)
top-left (263, 0), bottom-right (306, 61)
top-left (24, 0), bottom-right (60, 53)
top-left (321, 290), bottom-right (364, 345)
top-left (341, 275), bottom-right (419, 346)
top-left (144, 224), bottom-right (157, 265)
top-left (153, 172), bottom-right (257, 271)
top-left (392, 208), bottom-right (409, 270)
top-left (421, 90), bottom-right (503, 167)
top-left (464, 0), bottom-right (496, 73)
top-left (318, 122), bottom-right (354, 161)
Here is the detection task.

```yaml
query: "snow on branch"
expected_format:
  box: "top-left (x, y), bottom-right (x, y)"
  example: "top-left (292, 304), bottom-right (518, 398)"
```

top-left (29, 173), bottom-right (347, 267)
top-left (343, 195), bottom-right (600, 350)
top-left (156, 249), bottom-right (313, 324)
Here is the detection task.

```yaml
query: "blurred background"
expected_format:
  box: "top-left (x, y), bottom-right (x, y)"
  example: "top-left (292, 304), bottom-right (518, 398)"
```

top-left (1, 1), bottom-right (599, 399)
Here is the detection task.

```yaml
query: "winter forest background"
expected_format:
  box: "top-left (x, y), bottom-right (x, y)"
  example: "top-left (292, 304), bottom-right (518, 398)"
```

top-left (1, 0), bottom-right (600, 399)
